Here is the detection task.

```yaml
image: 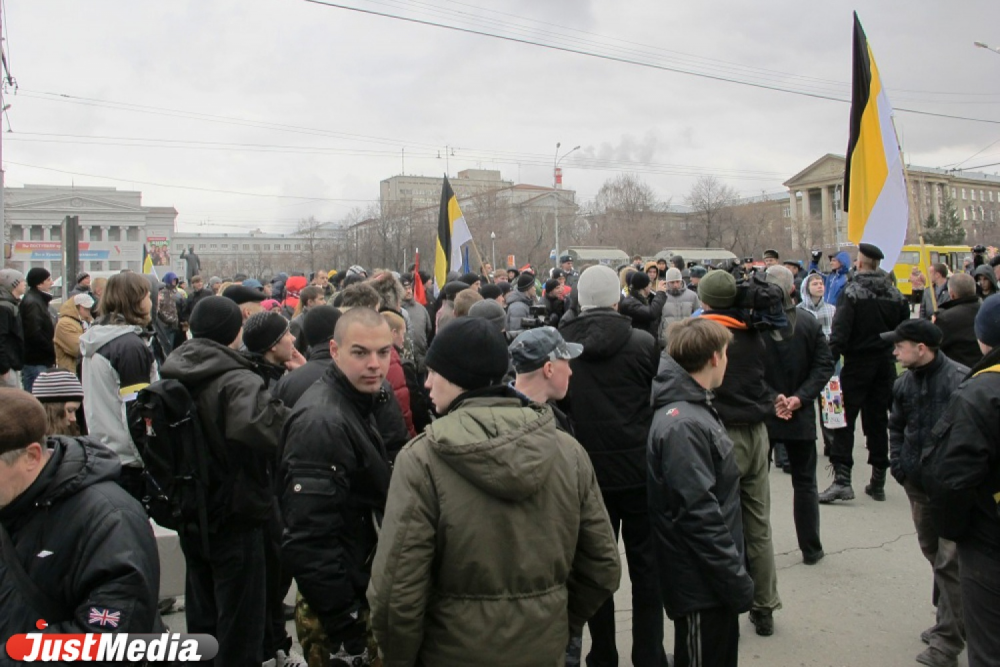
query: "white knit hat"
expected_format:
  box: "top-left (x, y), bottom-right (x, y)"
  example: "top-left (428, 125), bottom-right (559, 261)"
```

top-left (578, 265), bottom-right (622, 311)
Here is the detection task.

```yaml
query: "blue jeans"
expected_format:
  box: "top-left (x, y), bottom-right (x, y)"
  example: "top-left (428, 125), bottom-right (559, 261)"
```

top-left (21, 364), bottom-right (47, 393)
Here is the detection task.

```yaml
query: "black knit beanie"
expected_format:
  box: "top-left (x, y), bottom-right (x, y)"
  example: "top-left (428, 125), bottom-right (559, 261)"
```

top-left (26, 267), bottom-right (51, 289)
top-left (242, 311), bottom-right (290, 354)
top-left (425, 317), bottom-right (509, 390)
top-left (303, 305), bottom-right (342, 347)
top-left (190, 296), bottom-right (243, 347)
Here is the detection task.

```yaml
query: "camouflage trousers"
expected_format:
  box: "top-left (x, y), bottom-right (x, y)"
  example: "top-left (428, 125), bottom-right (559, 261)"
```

top-left (295, 593), bottom-right (382, 667)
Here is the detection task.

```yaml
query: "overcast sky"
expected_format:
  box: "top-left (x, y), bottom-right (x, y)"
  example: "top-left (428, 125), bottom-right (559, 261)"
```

top-left (4, 0), bottom-right (999, 233)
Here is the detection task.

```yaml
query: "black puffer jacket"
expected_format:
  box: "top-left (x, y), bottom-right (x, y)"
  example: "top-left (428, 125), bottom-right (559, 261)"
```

top-left (0, 437), bottom-right (161, 646)
top-left (560, 308), bottom-right (659, 491)
top-left (160, 338), bottom-right (288, 531)
top-left (648, 355), bottom-right (754, 617)
top-left (18, 287), bottom-right (55, 366)
top-left (272, 344), bottom-right (411, 457)
top-left (925, 346), bottom-right (1000, 554)
top-left (829, 272), bottom-right (910, 359)
top-left (935, 296), bottom-right (983, 369)
top-left (0, 287), bottom-right (23, 375)
top-left (280, 363), bottom-right (392, 641)
top-left (619, 288), bottom-right (667, 337)
top-left (888, 352), bottom-right (969, 491)
top-left (700, 310), bottom-right (773, 425)
top-left (764, 309), bottom-right (835, 441)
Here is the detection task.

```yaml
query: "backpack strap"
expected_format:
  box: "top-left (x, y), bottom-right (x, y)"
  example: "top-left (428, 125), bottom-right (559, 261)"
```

top-left (0, 522), bottom-right (72, 623)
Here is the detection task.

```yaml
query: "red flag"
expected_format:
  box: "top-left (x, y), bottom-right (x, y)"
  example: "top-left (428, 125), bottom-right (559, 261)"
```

top-left (413, 248), bottom-right (427, 306)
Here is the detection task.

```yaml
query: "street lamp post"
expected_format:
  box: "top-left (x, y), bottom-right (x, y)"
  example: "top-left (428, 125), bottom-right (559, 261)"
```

top-left (490, 231), bottom-right (496, 271)
top-left (553, 142), bottom-right (581, 267)
top-left (974, 41), bottom-right (1000, 55)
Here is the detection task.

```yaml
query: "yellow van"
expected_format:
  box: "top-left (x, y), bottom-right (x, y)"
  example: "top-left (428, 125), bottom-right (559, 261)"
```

top-left (894, 244), bottom-right (973, 296)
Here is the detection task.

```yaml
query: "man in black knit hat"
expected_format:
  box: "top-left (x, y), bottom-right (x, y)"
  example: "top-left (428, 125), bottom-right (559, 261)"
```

top-left (242, 310), bottom-right (304, 388)
top-left (368, 317), bottom-right (620, 666)
top-left (159, 296), bottom-right (288, 667)
top-left (19, 267), bottom-right (56, 392)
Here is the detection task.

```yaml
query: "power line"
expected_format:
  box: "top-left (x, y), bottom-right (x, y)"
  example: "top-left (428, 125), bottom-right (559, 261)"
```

top-left (304, 0), bottom-right (1000, 125)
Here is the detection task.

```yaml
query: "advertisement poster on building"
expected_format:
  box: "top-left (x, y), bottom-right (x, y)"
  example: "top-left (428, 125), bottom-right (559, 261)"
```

top-left (11, 241), bottom-right (142, 263)
top-left (147, 237), bottom-right (171, 266)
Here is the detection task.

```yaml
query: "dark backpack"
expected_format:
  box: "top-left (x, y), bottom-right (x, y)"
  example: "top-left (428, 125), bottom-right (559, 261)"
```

top-left (133, 379), bottom-right (212, 553)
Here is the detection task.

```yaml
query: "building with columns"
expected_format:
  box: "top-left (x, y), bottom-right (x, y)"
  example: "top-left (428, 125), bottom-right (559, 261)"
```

top-left (2, 185), bottom-right (176, 277)
top-left (785, 154), bottom-right (1000, 251)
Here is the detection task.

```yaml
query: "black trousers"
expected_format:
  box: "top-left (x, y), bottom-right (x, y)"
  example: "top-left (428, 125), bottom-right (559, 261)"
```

top-left (830, 356), bottom-right (895, 470)
top-left (179, 526), bottom-right (266, 667)
top-left (586, 487), bottom-right (669, 667)
top-left (673, 607), bottom-right (739, 667)
top-left (959, 545), bottom-right (1000, 667)
top-left (779, 439), bottom-right (823, 559)
top-left (262, 505), bottom-right (293, 658)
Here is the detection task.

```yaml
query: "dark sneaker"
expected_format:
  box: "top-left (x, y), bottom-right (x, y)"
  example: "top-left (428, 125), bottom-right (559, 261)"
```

top-left (915, 647), bottom-right (957, 667)
top-left (920, 627), bottom-right (932, 645)
top-left (749, 608), bottom-right (774, 636)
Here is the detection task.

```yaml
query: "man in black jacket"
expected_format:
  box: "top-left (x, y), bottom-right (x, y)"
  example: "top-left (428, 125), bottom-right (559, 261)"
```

top-left (822, 243), bottom-right (910, 504)
top-left (280, 307), bottom-right (394, 666)
top-left (763, 266), bottom-right (835, 566)
top-left (0, 269), bottom-right (25, 388)
top-left (885, 319), bottom-right (969, 667)
top-left (649, 318), bottom-right (753, 667)
top-left (698, 269), bottom-right (782, 636)
top-left (560, 265), bottom-right (669, 667)
top-left (0, 389), bottom-right (161, 646)
top-left (619, 271), bottom-right (667, 337)
top-left (160, 296), bottom-right (288, 667)
top-left (934, 273), bottom-right (983, 369)
top-left (926, 295), bottom-right (1000, 667)
top-left (18, 268), bottom-right (56, 392)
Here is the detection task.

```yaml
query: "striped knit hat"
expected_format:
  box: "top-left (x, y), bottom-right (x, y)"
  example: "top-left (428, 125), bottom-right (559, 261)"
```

top-left (31, 368), bottom-right (84, 404)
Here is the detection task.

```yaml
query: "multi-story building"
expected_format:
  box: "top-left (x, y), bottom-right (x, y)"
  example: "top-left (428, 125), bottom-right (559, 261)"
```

top-left (380, 169), bottom-right (514, 210)
top-left (785, 154), bottom-right (1000, 250)
top-left (2, 185), bottom-right (176, 277)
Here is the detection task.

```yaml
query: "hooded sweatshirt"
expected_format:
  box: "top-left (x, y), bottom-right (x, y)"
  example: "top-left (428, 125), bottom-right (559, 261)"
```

top-left (54, 298), bottom-right (88, 372)
top-left (368, 393), bottom-right (621, 667)
top-left (824, 250), bottom-right (851, 305)
top-left (80, 323), bottom-right (158, 467)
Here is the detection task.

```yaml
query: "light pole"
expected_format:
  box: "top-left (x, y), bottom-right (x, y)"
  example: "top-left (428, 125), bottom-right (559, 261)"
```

top-left (974, 41), bottom-right (1000, 55)
top-left (553, 142), bottom-right (580, 266)
top-left (490, 231), bottom-right (496, 271)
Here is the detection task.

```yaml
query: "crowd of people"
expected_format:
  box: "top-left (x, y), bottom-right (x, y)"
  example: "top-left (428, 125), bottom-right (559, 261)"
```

top-left (0, 243), bottom-right (998, 667)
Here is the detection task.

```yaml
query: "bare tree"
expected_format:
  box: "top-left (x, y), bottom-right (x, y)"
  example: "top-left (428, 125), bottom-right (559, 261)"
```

top-left (687, 175), bottom-right (738, 248)
top-left (581, 173), bottom-right (667, 254)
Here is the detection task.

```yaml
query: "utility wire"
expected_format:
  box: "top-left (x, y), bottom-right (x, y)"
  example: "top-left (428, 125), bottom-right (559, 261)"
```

top-left (305, 0), bottom-right (1000, 125)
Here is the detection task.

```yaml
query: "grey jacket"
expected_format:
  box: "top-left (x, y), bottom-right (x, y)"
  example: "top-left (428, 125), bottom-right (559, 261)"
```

top-left (505, 289), bottom-right (535, 333)
top-left (657, 289), bottom-right (701, 348)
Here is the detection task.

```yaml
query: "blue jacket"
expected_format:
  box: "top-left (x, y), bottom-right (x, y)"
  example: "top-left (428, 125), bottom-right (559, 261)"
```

top-left (824, 251), bottom-right (851, 305)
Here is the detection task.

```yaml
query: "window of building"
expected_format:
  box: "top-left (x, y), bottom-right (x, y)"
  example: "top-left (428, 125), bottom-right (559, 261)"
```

top-left (951, 187), bottom-right (957, 198)
top-left (89, 227), bottom-right (102, 241)
top-left (109, 261), bottom-right (122, 271)
top-left (198, 244), bottom-right (206, 250)
top-left (963, 208), bottom-right (968, 221)
top-left (981, 190), bottom-right (986, 201)
top-left (253, 244), bottom-right (260, 251)
top-left (263, 244), bottom-right (270, 251)
top-left (294, 244), bottom-right (301, 251)
top-left (210, 244), bottom-right (217, 249)
top-left (972, 189), bottom-right (977, 201)
top-left (108, 227), bottom-right (121, 242)
top-left (782, 205), bottom-right (790, 218)
top-left (30, 227), bottom-right (43, 241)
top-left (284, 244), bottom-right (291, 251)
top-left (50, 226), bottom-right (61, 242)
top-left (243, 244), bottom-right (250, 251)
top-left (962, 188), bottom-right (967, 200)
top-left (991, 191), bottom-right (995, 202)
top-left (220, 244), bottom-right (228, 249)
top-left (127, 228), bottom-right (139, 242)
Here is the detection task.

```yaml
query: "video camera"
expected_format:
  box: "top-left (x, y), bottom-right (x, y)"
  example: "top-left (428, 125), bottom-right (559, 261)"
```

top-left (733, 274), bottom-right (788, 331)
top-left (519, 304), bottom-right (549, 330)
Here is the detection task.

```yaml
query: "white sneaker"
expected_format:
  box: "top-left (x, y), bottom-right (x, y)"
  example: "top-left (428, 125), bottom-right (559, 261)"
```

top-left (276, 648), bottom-right (308, 667)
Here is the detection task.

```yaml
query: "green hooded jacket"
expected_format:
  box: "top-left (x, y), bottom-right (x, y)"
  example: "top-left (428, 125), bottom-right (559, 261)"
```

top-left (367, 396), bottom-right (621, 667)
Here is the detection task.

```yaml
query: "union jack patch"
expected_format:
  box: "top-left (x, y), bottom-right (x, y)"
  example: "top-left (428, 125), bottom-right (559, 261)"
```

top-left (666, 408), bottom-right (680, 417)
top-left (87, 607), bottom-right (121, 628)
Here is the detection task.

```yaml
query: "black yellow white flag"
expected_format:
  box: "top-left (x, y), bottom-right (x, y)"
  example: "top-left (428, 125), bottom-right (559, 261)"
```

top-left (843, 12), bottom-right (908, 268)
top-left (434, 175), bottom-right (473, 288)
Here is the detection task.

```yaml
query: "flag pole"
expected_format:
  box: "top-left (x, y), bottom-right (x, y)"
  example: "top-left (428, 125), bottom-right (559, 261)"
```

top-left (890, 117), bottom-right (935, 313)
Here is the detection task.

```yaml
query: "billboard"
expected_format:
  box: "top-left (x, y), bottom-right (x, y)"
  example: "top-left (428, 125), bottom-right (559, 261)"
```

top-left (12, 241), bottom-right (143, 262)
top-left (146, 237), bottom-right (171, 266)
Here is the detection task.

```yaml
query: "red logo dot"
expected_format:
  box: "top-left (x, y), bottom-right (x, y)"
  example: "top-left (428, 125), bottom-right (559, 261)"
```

top-left (36, 619), bottom-right (48, 630)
